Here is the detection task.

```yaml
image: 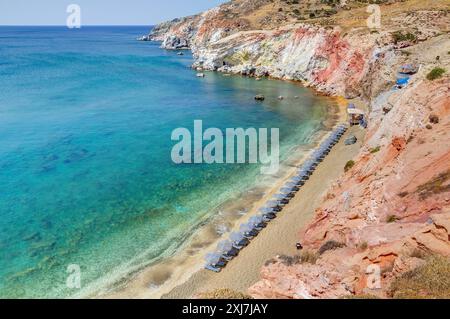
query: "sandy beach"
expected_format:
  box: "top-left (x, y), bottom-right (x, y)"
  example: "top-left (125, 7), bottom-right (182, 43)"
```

top-left (99, 95), bottom-right (366, 299)
top-left (163, 124), bottom-right (365, 298)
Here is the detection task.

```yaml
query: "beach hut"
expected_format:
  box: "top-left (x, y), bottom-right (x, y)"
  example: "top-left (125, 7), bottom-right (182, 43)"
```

top-left (399, 64), bottom-right (418, 75)
top-left (347, 108), bottom-right (365, 126)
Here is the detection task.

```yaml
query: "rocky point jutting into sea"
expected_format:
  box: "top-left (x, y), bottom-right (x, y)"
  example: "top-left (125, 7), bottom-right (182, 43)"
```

top-left (144, 0), bottom-right (450, 298)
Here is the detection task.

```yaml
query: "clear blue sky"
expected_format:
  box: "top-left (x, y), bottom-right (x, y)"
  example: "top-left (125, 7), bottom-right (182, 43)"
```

top-left (0, 0), bottom-right (227, 25)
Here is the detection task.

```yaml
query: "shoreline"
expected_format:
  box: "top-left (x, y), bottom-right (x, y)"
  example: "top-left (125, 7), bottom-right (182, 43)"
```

top-left (99, 88), bottom-right (356, 299)
top-left (163, 122), bottom-right (365, 299)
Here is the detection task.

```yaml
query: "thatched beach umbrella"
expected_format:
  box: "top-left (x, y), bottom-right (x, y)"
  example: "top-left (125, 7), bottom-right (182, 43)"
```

top-left (284, 181), bottom-right (298, 188)
top-left (205, 252), bottom-right (221, 264)
top-left (266, 200), bottom-right (280, 208)
top-left (280, 187), bottom-right (295, 194)
top-left (239, 223), bottom-right (253, 234)
top-left (248, 215), bottom-right (263, 226)
top-left (216, 240), bottom-right (233, 254)
top-left (259, 206), bottom-right (274, 214)
top-left (229, 231), bottom-right (243, 243)
top-left (273, 193), bottom-right (289, 200)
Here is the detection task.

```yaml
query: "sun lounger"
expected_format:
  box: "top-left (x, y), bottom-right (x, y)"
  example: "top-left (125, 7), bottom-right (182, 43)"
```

top-left (222, 247), bottom-right (239, 260)
top-left (261, 212), bottom-right (277, 222)
top-left (205, 264), bottom-right (221, 272)
top-left (280, 187), bottom-right (297, 195)
top-left (233, 238), bottom-right (249, 250)
top-left (290, 179), bottom-right (305, 187)
top-left (215, 259), bottom-right (227, 268)
top-left (243, 228), bottom-right (259, 239)
top-left (259, 206), bottom-right (276, 214)
top-left (256, 221), bottom-right (267, 229)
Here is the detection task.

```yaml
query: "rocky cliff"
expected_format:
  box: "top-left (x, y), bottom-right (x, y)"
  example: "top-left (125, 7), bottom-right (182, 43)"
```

top-left (147, 0), bottom-right (450, 298)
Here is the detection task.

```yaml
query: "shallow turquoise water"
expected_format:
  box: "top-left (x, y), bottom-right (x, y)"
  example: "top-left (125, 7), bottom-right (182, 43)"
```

top-left (0, 26), bottom-right (333, 298)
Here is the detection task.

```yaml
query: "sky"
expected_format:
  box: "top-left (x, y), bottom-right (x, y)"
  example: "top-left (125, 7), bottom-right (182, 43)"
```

top-left (0, 0), bottom-right (227, 26)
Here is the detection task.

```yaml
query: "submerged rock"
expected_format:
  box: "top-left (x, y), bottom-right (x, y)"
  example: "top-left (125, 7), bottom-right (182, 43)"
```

top-left (254, 95), bottom-right (265, 101)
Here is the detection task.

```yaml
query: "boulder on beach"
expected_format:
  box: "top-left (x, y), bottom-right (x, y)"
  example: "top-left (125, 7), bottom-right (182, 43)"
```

top-left (254, 95), bottom-right (265, 101)
top-left (345, 135), bottom-right (357, 145)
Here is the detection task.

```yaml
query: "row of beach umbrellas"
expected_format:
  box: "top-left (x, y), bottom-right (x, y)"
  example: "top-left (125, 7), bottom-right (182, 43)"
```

top-left (204, 124), bottom-right (348, 272)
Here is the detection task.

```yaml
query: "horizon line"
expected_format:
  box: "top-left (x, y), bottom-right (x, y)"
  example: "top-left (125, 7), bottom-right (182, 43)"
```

top-left (0, 24), bottom-right (154, 27)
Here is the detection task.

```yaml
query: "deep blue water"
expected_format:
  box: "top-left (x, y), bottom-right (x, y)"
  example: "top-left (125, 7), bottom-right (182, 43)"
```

top-left (0, 26), bottom-right (333, 298)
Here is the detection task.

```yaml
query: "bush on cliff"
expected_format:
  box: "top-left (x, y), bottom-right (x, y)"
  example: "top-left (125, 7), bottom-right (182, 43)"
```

top-left (391, 30), bottom-right (417, 44)
top-left (389, 255), bottom-right (450, 299)
top-left (344, 160), bottom-right (355, 172)
top-left (386, 215), bottom-right (399, 223)
top-left (416, 170), bottom-right (450, 200)
top-left (426, 67), bottom-right (446, 81)
top-left (318, 240), bottom-right (345, 255)
top-left (277, 251), bottom-right (319, 266)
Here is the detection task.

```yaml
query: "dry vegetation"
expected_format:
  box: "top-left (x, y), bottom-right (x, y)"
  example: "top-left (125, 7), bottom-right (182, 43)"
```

top-left (197, 288), bottom-right (253, 299)
top-left (389, 256), bottom-right (450, 299)
top-left (416, 170), bottom-right (450, 200)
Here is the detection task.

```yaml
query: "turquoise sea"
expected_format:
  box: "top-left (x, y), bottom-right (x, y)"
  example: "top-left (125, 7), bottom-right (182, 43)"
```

top-left (0, 26), bottom-right (334, 298)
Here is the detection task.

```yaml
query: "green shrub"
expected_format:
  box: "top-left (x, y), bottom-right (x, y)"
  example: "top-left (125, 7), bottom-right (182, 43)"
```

top-left (386, 215), bottom-right (399, 223)
top-left (426, 67), bottom-right (446, 81)
top-left (359, 241), bottom-right (368, 250)
top-left (318, 240), bottom-right (345, 255)
top-left (344, 160), bottom-right (355, 172)
top-left (279, 251), bottom-right (319, 265)
top-left (298, 250), bottom-right (319, 264)
top-left (398, 191), bottom-right (409, 198)
top-left (416, 170), bottom-right (450, 199)
top-left (370, 146), bottom-right (381, 154)
top-left (391, 31), bottom-right (417, 44)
